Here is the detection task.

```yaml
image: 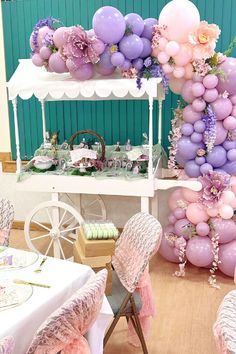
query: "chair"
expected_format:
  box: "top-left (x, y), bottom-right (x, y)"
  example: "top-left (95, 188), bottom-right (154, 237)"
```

top-left (0, 336), bottom-right (15, 354)
top-left (104, 212), bottom-right (162, 353)
top-left (213, 289), bottom-right (236, 354)
top-left (0, 198), bottom-right (14, 247)
top-left (27, 269), bottom-right (108, 354)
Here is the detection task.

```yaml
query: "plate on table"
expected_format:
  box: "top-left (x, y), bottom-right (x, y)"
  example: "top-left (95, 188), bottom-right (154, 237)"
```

top-left (0, 279), bottom-right (33, 311)
top-left (0, 248), bottom-right (39, 270)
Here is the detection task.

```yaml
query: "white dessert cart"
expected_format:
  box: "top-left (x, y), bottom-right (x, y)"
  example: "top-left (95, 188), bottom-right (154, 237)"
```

top-left (7, 59), bottom-right (201, 259)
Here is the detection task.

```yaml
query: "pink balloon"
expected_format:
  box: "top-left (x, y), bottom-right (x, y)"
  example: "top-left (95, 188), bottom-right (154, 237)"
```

top-left (213, 121), bottom-right (228, 145)
top-left (173, 44), bottom-right (193, 66)
top-left (174, 218), bottom-right (194, 238)
top-left (168, 188), bottom-right (185, 211)
top-left (70, 63), bottom-right (94, 80)
top-left (162, 63), bottom-right (174, 74)
top-left (53, 27), bottom-right (69, 48)
top-left (186, 203), bottom-right (209, 224)
top-left (32, 53), bottom-right (44, 67)
top-left (168, 214), bottom-right (177, 224)
top-left (39, 46), bottom-right (52, 60)
top-left (203, 74), bottom-right (218, 89)
top-left (184, 63), bottom-right (194, 79)
top-left (219, 240), bottom-right (236, 277)
top-left (158, 51), bottom-right (170, 64)
top-left (152, 47), bottom-right (159, 57)
top-left (92, 39), bottom-right (105, 55)
top-left (183, 105), bottom-right (202, 124)
top-left (211, 98), bottom-right (233, 121)
top-left (173, 66), bottom-right (185, 79)
top-left (186, 236), bottom-right (214, 267)
top-left (173, 207), bottom-right (186, 219)
top-left (196, 222), bottom-right (210, 237)
top-left (158, 37), bottom-right (168, 51)
top-left (181, 80), bottom-right (195, 103)
top-left (230, 197), bottom-right (236, 208)
top-left (165, 41), bottom-right (180, 56)
top-left (209, 218), bottom-right (236, 244)
top-left (223, 116), bottom-right (236, 130)
top-left (207, 208), bottom-right (219, 217)
top-left (221, 190), bottom-right (235, 204)
top-left (192, 98), bottom-right (206, 112)
top-left (159, 0), bottom-right (200, 43)
top-left (231, 106), bottom-right (236, 118)
top-left (48, 53), bottom-right (68, 73)
top-left (159, 232), bottom-right (180, 263)
top-left (219, 204), bottom-right (234, 219)
top-left (169, 77), bottom-right (186, 94)
top-left (191, 82), bottom-right (205, 97)
top-left (203, 88), bottom-right (218, 103)
top-left (175, 236), bottom-right (187, 250)
top-left (193, 73), bottom-right (203, 82)
top-left (182, 188), bottom-right (200, 203)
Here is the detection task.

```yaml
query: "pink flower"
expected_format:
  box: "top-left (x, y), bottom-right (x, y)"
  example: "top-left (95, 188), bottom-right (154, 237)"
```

top-left (122, 67), bottom-right (138, 79)
top-left (63, 26), bottom-right (100, 65)
top-left (189, 21), bottom-right (221, 60)
top-left (199, 171), bottom-right (230, 207)
top-left (216, 52), bottom-right (227, 64)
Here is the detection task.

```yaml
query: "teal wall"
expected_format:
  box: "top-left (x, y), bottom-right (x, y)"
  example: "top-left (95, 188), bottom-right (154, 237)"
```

top-left (2, 0), bottom-right (236, 159)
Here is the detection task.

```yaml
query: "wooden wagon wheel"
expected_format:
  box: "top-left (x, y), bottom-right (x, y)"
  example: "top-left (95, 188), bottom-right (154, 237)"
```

top-left (68, 129), bottom-right (106, 161)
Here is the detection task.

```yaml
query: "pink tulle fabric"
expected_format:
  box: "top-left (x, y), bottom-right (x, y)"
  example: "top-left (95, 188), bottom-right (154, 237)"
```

top-left (112, 212), bottom-right (162, 347)
top-left (0, 336), bottom-right (15, 354)
top-left (27, 269), bottom-right (107, 354)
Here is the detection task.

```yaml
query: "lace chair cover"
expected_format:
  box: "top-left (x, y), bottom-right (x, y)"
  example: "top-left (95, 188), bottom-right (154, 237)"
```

top-left (213, 289), bottom-right (236, 354)
top-left (112, 212), bottom-right (162, 347)
top-left (27, 269), bottom-right (108, 354)
top-left (0, 336), bottom-right (15, 354)
top-left (0, 199), bottom-right (14, 247)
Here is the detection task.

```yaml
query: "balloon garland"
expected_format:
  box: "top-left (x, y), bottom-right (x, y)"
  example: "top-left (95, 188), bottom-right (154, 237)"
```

top-left (30, 1), bottom-right (236, 284)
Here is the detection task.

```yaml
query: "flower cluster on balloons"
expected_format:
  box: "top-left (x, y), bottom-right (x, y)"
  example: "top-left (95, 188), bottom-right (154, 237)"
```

top-left (160, 171), bottom-right (236, 281)
top-left (30, 6), bottom-right (167, 85)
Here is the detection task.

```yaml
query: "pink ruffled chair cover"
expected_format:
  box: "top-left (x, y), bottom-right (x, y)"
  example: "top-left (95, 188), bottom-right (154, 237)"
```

top-left (0, 336), bottom-right (15, 354)
top-left (0, 198), bottom-right (14, 247)
top-left (112, 212), bottom-right (162, 347)
top-left (213, 289), bottom-right (236, 354)
top-left (27, 269), bottom-right (107, 354)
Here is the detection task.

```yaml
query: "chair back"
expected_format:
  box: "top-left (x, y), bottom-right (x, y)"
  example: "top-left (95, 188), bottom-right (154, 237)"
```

top-left (0, 336), bottom-right (15, 354)
top-left (112, 212), bottom-right (162, 293)
top-left (27, 269), bottom-right (108, 354)
top-left (0, 199), bottom-right (14, 247)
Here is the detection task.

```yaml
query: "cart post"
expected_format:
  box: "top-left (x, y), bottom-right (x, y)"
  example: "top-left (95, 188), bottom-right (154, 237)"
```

top-left (40, 99), bottom-right (46, 144)
top-left (148, 95), bottom-right (153, 180)
top-left (12, 98), bottom-right (21, 174)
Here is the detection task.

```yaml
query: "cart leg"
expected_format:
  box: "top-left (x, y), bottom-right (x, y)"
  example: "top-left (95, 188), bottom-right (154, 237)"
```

top-left (151, 191), bottom-right (159, 219)
top-left (51, 193), bottom-right (61, 258)
top-left (12, 98), bottom-right (21, 174)
top-left (141, 197), bottom-right (149, 213)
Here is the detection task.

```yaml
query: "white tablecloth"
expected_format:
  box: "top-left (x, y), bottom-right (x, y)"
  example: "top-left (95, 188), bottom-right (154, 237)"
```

top-left (0, 248), bottom-right (113, 354)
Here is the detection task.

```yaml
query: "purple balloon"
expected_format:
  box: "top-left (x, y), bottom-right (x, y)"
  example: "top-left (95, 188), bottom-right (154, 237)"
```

top-left (174, 218), bottom-right (194, 238)
top-left (211, 98), bottom-right (233, 121)
top-left (194, 120), bottom-right (206, 133)
top-left (217, 57), bottom-right (236, 96)
top-left (192, 82), bottom-right (205, 97)
top-left (132, 58), bottom-right (143, 70)
top-left (200, 163), bottom-right (213, 174)
top-left (192, 98), bottom-right (206, 112)
top-left (195, 156), bottom-right (206, 165)
top-left (203, 88), bottom-right (218, 103)
top-left (92, 39), bottom-right (106, 55)
top-left (95, 48), bottom-right (115, 76)
top-left (183, 105), bottom-right (202, 124)
top-left (227, 149), bottom-right (236, 161)
top-left (176, 136), bottom-right (204, 160)
top-left (196, 222), bottom-right (210, 237)
top-left (181, 123), bottom-right (194, 136)
top-left (186, 236), bottom-right (214, 267)
top-left (48, 53), bottom-right (68, 73)
top-left (219, 240), bottom-right (236, 277)
top-left (92, 6), bottom-right (126, 44)
top-left (70, 63), bottom-right (94, 80)
top-left (223, 140), bottom-right (236, 151)
top-left (111, 52), bottom-right (125, 67)
top-left (121, 59), bottom-right (131, 70)
top-left (141, 18), bottom-right (158, 40)
top-left (210, 218), bottom-right (236, 244)
top-left (175, 152), bottom-right (188, 167)
top-left (125, 13), bottom-right (144, 36)
top-left (119, 34), bottom-right (144, 60)
top-left (140, 38), bottom-right (152, 58)
top-left (231, 95), bottom-right (236, 105)
top-left (191, 132), bottom-right (203, 143)
top-left (159, 228), bottom-right (180, 263)
top-left (181, 80), bottom-right (195, 103)
top-left (184, 160), bottom-right (201, 177)
top-left (222, 160), bottom-right (236, 175)
top-left (206, 146), bottom-right (227, 168)
top-left (173, 207), bottom-right (186, 220)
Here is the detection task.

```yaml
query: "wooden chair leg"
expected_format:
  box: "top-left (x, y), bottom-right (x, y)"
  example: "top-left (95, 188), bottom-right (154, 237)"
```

top-left (130, 295), bottom-right (149, 354)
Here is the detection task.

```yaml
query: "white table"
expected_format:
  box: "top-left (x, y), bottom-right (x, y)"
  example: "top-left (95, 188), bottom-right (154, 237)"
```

top-left (0, 248), bottom-right (113, 354)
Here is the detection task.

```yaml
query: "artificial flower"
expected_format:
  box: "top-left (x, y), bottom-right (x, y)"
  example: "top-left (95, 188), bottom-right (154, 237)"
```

top-left (199, 170), bottom-right (230, 207)
top-left (122, 67), bottom-right (138, 79)
top-left (192, 59), bottom-right (211, 77)
top-left (202, 105), bottom-right (217, 153)
top-left (189, 21), bottom-right (221, 60)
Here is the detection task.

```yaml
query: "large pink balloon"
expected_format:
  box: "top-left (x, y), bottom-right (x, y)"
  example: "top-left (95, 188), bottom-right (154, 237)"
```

top-left (181, 80), bottom-right (195, 103)
top-left (186, 203), bottom-right (209, 224)
top-left (168, 188), bottom-right (185, 211)
top-left (159, 232), bottom-right (180, 263)
top-left (219, 240), bottom-right (236, 277)
top-left (173, 44), bottom-right (193, 66)
top-left (213, 121), bottom-right (228, 145)
top-left (209, 218), bottom-right (236, 244)
top-left (159, 0), bottom-right (200, 43)
top-left (53, 27), bottom-right (69, 48)
top-left (169, 77), bottom-right (186, 94)
top-left (182, 188), bottom-right (200, 203)
top-left (217, 57), bottom-right (236, 96)
top-left (70, 63), bottom-right (94, 80)
top-left (211, 98), bottom-right (233, 121)
top-left (48, 53), bottom-right (68, 73)
top-left (186, 236), bottom-right (214, 267)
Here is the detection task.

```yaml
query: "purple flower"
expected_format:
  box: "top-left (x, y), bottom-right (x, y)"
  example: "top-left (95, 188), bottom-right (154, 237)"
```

top-left (31, 17), bottom-right (59, 54)
top-left (63, 26), bottom-right (100, 65)
top-left (202, 105), bottom-right (216, 153)
top-left (42, 33), bottom-right (54, 47)
top-left (199, 170), bottom-right (230, 207)
top-left (144, 57), bottom-right (152, 68)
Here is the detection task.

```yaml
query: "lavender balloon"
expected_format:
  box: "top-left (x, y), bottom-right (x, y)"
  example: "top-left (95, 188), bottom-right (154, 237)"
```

top-left (214, 121), bottom-right (228, 145)
top-left (183, 105), bottom-right (202, 124)
top-left (132, 58), bottom-right (143, 70)
top-left (186, 236), bottom-right (214, 267)
top-left (39, 46), bottom-right (52, 60)
top-left (184, 160), bottom-right (201, 177)
top-left (95, 48), bottom-right (115, 76)
top-left (191, 82), bottom-right (205, 97)
top-left (222, 161), bottom-right (236, 175)
top-left (119, 34), bottom-right (144, 60)
top-left (176, 136), bottom-right (204, 160)
top-left (219, 240), bottom-right (236, 277)
top-left (125, 13), bottom-right (144, 36)
top-left (174, 218), bottom-right (194, 238)
top-left (111, 52), bottom-right (125, 67)
top-left (210, 218), bottom-right (236, 244)
top-left (192, 98), bottom-right (206, 112)
top-left (195, 156), bottom-right (206, 165)
top-left (140, 38), bottom-right (152, 58)
top-left (227, 149), bottom-right (236, 161)
top-left (196, 222), bottom-right (210, 237)
top-left (92, 39), bottom-right (106, 55)
top-left (200, 163), bottom-right (213, 174)
top-left (191, 132), bottom-right (203, 143)
top-left (203, 74), bottom-right (218, 89)
top-left (203, 88), bottom-right (218, 103)
top-left (70, 63), bottom-right (94, 80)
top-left (121, 59), bottom-right (131, 70)
top-left (206, 146), bottom-right (227, 167)
top-left (173, 207), bottom-right (186, 220)
top-left (194, 120), bottom-right (206, 133)
top-left (217, 57), bottom-right (236, 96)
top-left (92, 6), bottom-right (126, 44)
top-left (141, 18), bottom-right (158, 40)
top-left (32, 53), bottom-right (44, 67)
top-left (211, 97), bottom-right (233, 120)
top-left (48, 53), bottom-right (68, 73)
top-left (223, 140), bottom-right (236, 151)
top-left (181, 123), bottom-right (194, 136)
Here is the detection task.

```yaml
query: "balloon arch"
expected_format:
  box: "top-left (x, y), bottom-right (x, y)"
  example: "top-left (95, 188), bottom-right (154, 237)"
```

top-left (30, 0), bottom-right (236, 286)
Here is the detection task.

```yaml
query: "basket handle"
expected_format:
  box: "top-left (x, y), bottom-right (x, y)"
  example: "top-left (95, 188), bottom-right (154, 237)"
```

top-left (68, 129), bottom-right (106, 161)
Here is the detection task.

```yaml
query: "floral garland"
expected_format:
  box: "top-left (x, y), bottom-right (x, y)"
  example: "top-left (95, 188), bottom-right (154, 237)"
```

top-left (202, 105), bottom-right (217, 153)
top-left (31, 16), bottom-right (61, 54)
top-left (168, 102), bottom-right (184, 171)
top-left (208, 224), bottom-right (221, 289)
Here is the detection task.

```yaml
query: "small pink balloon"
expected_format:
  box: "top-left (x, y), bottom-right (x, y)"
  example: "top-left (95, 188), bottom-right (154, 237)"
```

top-left (174, 218), bottom-right (194, 239)
top-left (184, 63), bottom-right (194, 79)
top-left (219, 205), bottom-right (234, 219)
top-left (182, 188), bottom-right (200, 203)
top-left (203, 88), bottom-right (218, 103)
top-left (168, 213), bottom-right (177, 224)
top-left (168, 188), bottom-right (185, 211)
top-left (223, 116), bottom-right (236, 130)
top-left (159, 236), bottom-right (180, 263)
top-left (186, 203), bottom-right (209, 224)
top-left (169, 77), bottom-right (186, 94)
top-left (191, 82), bottom-right (205, 97)
top-left (203, 74), bottom-right (219, 89)
top-left (221, 190), bottom-right (235, 204)
top-left (181, 80), bottom-right (195, 103)
top-left (53, 27), bottom-right (69, 48)
top-left (210, 218), bottom-right (236, 244)
top-left (196, 222), bottom-right (210, 237)
top-left (173, 66), bottom-right (185, 79)
top-left (230, 197), bottom-right (236, 208)
top-left (192, 98), bottom-right (206, 112)
top-left (151, 47), bottom-right (159, 57)
top-left (173, 43), bottom-right (192, 66)
top-left (158, 37), bottom-right (168, 51)
top-left (193, 73), bottom-right (203, 82)
top-left (39, 46), bottom-right (52, 60)
top-left (70, 63), bottom-right (94, 80)
top-left (231, 106), bottom-right (236, 118)
top-left (183, 104), bottom-right (202, 124)
top-left (162, 63), bottom-right (174, 74)
top-left (32, 53), bottom-right (44, 67)
top-left (207, 208), bottom-right (218, 217)
top-left (173, 207), bottom-right (186, 219)
top-left (92, 39), bottom-right (105, 55)
top-left (165, 41), bottom-right (180, 56)
top-left (213, 121), bottom-right (228, 146)
top-left (230, 95), bottom-right (236, 105)
top-left (157, 51), bottom-right (170, 64)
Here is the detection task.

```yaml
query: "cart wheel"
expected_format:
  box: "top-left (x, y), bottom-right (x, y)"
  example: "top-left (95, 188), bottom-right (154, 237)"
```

top-left (24, 201), bottom-right (84, 259)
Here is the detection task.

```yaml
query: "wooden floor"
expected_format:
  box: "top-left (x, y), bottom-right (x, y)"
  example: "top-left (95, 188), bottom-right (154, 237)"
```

top-left (10, 229), bottom-right (235, 354)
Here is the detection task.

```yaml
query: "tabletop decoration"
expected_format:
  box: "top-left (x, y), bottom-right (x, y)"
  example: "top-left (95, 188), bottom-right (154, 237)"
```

top-left (0, 279), bottom-right (33, 311)
top-left (0, 248), bottom-right (39, 270)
